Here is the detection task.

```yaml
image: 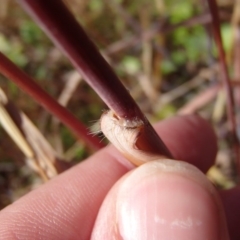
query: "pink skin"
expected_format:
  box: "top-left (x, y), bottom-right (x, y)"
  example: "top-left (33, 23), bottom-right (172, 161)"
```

top-left (0, 115), bottom-right (239, 239)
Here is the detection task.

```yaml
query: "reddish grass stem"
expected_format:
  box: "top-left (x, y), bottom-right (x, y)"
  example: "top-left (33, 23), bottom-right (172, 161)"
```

top-left (207, 0), bottom-right (240, 171)
top-left (16, 0), bottom-right (143, 121)
top-left (16, 0), bottom-right (173, 159)
top-left (0, 52), bottom-right (104, 150)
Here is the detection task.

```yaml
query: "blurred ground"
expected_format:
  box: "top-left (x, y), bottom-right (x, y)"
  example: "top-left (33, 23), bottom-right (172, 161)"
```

top-left (0, 0), bottom-right (239, 209)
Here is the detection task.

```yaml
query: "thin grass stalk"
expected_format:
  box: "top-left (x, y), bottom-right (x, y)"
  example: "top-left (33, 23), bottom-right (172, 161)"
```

top-left (0, 52), bottom-right (104, 150)
top-left (206, 0), bottom-right (240, 173)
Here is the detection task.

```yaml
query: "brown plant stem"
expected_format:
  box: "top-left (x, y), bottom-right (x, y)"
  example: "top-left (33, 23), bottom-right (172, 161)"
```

top-left (16, 0), bottom-right (173, 159)
top-left (0, 52), bottom-right (103, 150)
top-left (207, 0), bottom-right (240, 171)
top-left (16, 0), bottom-right (143, 121)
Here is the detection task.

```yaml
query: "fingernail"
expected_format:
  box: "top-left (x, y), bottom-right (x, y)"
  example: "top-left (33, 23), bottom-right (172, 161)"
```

top-left (116, 159), bottom-right (229, 240)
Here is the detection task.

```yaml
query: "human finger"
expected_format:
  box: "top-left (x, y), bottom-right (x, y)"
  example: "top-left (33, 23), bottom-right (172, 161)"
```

top-left (0, 115), bottom-right (217, 239)
top-left (91, 159), bottom-right (229, 240)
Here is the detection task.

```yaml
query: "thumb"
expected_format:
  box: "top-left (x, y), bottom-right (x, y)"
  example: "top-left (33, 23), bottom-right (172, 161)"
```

top-left (91, 160), bottom-right (229, 240)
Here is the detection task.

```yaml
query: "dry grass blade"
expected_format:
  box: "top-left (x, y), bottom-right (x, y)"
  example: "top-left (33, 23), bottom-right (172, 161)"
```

top-left (52, 71), bottom-right (82, 154)
top-left (20, 113), bottom-right (70, 177)
top-left (158, 65), bottom-right (219, 109)
top-left (212, 89), bottom-right (226, 122)
top-left (139, 5), bottom-right (159, 103)
top-left (178, 84), bottom-right (221, 115)
top-left (137, 73), bottom-right (158, 102)
top-left (207, 165), bottom-right (236, 189)
top-left (0, 88), bottom-right (70, 181)
top-left (58, 71), bottom-right (82, 107)
top-left (0, 92), bottom-right (34, 159)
